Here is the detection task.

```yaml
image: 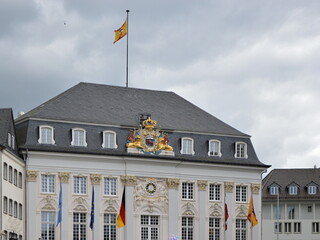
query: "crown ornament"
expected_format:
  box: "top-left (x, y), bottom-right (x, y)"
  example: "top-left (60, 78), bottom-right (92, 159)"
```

top-left (142, 117), bottom-right (157, 129)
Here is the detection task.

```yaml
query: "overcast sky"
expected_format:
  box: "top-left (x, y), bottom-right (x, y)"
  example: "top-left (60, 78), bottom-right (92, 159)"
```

top-left (1, 0), bottom-right (320, 170)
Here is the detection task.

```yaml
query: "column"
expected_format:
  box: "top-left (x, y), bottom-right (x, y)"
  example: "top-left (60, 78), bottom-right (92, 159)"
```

top-left (89, 174), bottom-right (101, 240)
top-left (167, 178), bottom-right (180, 238)
top-left (26, 170), bottom-right (38, 240)
top-left (198, 180), bottom-right (208, 240)
top-left (121, 175), bottom-right (136, 240)
top-left (58, 172), bottom-right (70, 240)
top-left (224, 182), bottom-right (234, 240)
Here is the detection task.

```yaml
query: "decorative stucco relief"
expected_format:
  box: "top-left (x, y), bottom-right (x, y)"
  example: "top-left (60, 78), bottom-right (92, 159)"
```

top-left (90, 174), bottom-right (102, 185)
top-left (235, 204), bottom-right (247, 218)
top-left (58, 172), bottom-right (71, 183)
top-left (251, 183), bottom-right (260, 194)
top-left (26, 170), bottom-right (38, 182)
top-left (134, 177), bottom-right (168, 214)
top-left (166, 178), bottom-right (180, 189)
top-left (121, 175), bottom-right (137, 186)
top-left (224, 182), bottom-right (234, 193)
top-left (208, 203), bottom-right (223, 217)
top-left (197, 180), bottom-right (208, 191)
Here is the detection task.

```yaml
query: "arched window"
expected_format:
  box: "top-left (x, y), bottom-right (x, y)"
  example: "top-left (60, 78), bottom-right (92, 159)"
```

top-left (71, 128), bottom-right (87, 147)
top-left (180, 137), bottom-right (195, 155)
top-left (102, 131), bottom-right (117, 149)
top-left (208, 140), bottom-right (222, 157)
top-left (38, 125), bottom-right (55, 144)
top-left (234, 142), bottom-right (248, 158)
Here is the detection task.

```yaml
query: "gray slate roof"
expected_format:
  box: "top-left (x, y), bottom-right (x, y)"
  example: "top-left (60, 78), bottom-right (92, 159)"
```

top-left (16, 82), bottom-right (248, 136)
top-left (0, 108), bottom-right (18, 154)
top-left (262, 168), bottom-right (320, 201)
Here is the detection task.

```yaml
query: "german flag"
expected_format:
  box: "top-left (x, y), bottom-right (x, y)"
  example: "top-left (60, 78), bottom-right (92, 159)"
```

top-left (117, 187), bottom-right (126, 228)
top-left (113, 19), bottom-right (127, 44)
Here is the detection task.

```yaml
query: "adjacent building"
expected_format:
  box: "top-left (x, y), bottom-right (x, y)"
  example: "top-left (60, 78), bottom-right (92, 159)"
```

top-left (0, 109), bottom-right (25, 240)
top-left (14, 82), bottom-right (269, 240)
top-left (262, 168), bottom-right (320, 240)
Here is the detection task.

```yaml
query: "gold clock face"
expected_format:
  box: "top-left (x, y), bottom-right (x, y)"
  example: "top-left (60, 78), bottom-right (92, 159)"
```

top-left (145, 182), bottom-right (157, 194)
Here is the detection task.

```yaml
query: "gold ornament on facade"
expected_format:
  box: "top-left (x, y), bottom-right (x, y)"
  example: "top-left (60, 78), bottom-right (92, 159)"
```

top-left (251, 183), bottom-right (260, 194)
top-left (26, 170), bottom-right (38, 182)
top-left (58, 172), bottom-right (71, 183)
top-left (166, 178), bottom-right (180, 189)
top-left (126, 117), bottom-right (174, 154)
top-left (121, 175), bottom-right (137, 186)
top-left (197, 180), bottom-right (208, 191)
top-left (224, 182), bottom-right (234, 192)
top-left (90, 174), bottom-right (102, 185)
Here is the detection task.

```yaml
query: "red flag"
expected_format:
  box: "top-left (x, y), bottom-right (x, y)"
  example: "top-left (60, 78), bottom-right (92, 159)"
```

top-left (116, 187), bottom-right (126, 228)
top-left (224, 203), bottom-right (229, 231)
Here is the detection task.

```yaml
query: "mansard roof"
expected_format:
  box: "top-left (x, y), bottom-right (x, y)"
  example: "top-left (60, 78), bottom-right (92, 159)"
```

top-left (0, 108), bottom-right (18, 154)
top-left (16, 82), bottom-right (247, 136)
top-left (262, 168), bottom-right (320, 200)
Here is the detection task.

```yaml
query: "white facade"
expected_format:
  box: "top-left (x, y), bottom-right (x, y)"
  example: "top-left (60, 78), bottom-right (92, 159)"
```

top-left (0, 148), bottom-right (25, 240)
top-left (25, 151), bottom-right (264, 240)
top-left (262, 201), bottom-right (320, 240)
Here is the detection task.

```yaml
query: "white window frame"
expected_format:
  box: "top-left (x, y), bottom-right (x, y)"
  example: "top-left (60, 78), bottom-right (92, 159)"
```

top-left (104, 177), bottom-right (117, 196)
top-left (288, 205), bottom-right (295, 219)
top-left (209, 217), bottom-right (221, 240)
top-left (235, 185), bottom-right (247, 202)
top-left (38, 125), bottom-right (55, 144)
top-left (3, 162), bottom-right (7, 180)
top-left (182, 216), bottom-right (194, 240)
top-left (274, 222), bottom-right (282, 233)
top-left (234, 142), bottom-right (248, 159)
top-left (11, 135), bottom-right (15, 149)
top-left (270, 185), bottom-right (279, 195)
top-left (102, 131), bottom-right (118, 149)
top-left (104, 213), bottom-right (117, 240)
top-left (284, 222), bottom-right (291, 233)
top-left (208, 140), bottom-right (222, 157)
top-left (71, 128), bottom-right (87, 147)
top-left (8, 133), bottom-right (12, 147)
top-left (180, 137), bottom-right (195, 155)
top-left (209, 183), bottom-right (221, 201)
top-left (235, 219), bottom-right (247, 240)
top-left (182, 182), bottom-right (194, 200)
top-left (3, 196), bottom-right (8, 214)
top-left (293, 222), bottom-right (301, 233)
top-left (41, 175), bottom-right (55, 194)
top-left (73, 212), bottom-right (87, 240)
top-left (312, 222), bottom-right (320, 233)
top-left (288, 185), bottom-right (298, 195)
top-left (41, 211), bottom-right (55, 240)
top-left (141, 215), bottom-right (160, 240)
top-left (308, 185), bottom-right (317, 195)
top-left (73, 176), bottom-right (87, 195)
top-left (13, 169), bottom-right (17, 186)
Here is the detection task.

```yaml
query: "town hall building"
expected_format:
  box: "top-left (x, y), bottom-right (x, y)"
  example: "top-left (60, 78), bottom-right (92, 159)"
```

top-left (14, 82), bottom-right (269, 240)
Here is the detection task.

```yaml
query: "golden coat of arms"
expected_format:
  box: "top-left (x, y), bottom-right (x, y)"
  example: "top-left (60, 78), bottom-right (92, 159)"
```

top-left (126, 117), bottom-right (174, 155)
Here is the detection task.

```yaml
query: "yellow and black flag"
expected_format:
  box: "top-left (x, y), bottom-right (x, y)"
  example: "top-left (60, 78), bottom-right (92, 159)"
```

top-left (113, 19), bottom-right (127, 44)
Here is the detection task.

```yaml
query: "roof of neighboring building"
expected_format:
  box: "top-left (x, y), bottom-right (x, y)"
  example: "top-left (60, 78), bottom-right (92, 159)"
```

top-left (262, 168), bottom-right (320, 201)
top-left (16, 82), bottom-right (248, 136)
top-left (0, 108), bottom-right (19, 154)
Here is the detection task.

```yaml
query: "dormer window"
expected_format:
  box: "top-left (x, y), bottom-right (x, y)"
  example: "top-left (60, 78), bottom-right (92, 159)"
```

top-left (180, 137), bottom-right (195, 155)
top-left (235, 142), bottom-right (248, 158)
top-left (71, 128), bottom-right (87, 147)
top-left (38, 125), bottom-right (55, 144)
top-left (288, 185), bottom-right (298, 195)
top-left (208, 140), bottom-right (221, 157)
top-left (307, 183), bottom-right (317, 195)
top-left (102, 131), bottom-right (117, 149)
top-left (269, 185), bottom-right (279, 195)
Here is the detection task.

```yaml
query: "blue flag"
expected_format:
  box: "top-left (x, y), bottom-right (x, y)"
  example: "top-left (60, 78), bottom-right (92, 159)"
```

top-left (56, 183), bottom-right (62, 227)
top-left (90, 187), bottom-right (95, 229)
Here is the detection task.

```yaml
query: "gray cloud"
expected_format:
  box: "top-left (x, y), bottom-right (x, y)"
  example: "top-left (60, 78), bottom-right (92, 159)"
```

top-left (1, 0), bottom-right (320, 170)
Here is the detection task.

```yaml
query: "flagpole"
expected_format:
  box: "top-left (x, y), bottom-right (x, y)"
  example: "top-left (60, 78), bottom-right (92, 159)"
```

top-left (126, 9), bottom-right (130, 88)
